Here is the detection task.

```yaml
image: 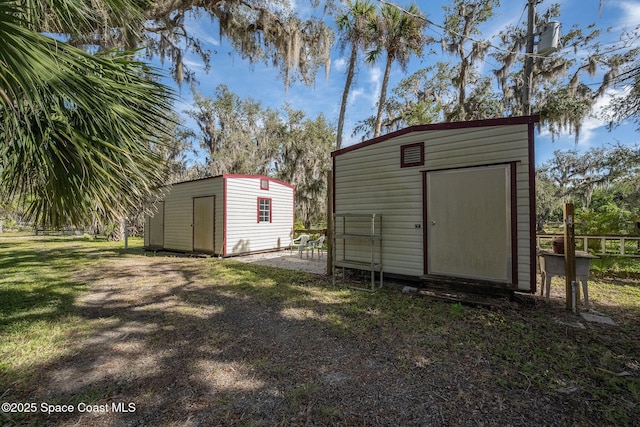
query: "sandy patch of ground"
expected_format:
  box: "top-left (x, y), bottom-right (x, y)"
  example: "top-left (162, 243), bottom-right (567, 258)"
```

top-left (232, 249), bottom-right (328, 276)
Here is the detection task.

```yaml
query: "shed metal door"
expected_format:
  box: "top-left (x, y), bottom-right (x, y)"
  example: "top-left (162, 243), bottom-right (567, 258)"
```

top-left (426, 165), bottom-right (511, 282)
top-left (148, 201), bottom-right (164, 248)
top-left (193, 196), bottom-right (215, 253)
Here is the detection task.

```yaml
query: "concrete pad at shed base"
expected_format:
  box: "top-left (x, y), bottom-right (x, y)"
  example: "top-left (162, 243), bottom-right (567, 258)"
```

top-left (231, 250), bottom-right (327, 275)
top-left (581, 310), bottom-right (617, 326)
top-left (554, 309), bottom-right (616, 329)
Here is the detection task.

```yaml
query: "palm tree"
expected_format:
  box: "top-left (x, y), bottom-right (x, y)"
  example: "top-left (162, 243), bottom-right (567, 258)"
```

top-left (367, 3), bottom-right (428, 138)
top-left (335, 0), bottom-right (376, 149)
top-left (0, 0), bottom-right (173, 227)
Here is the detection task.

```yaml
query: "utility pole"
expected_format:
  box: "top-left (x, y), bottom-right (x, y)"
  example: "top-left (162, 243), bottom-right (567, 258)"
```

top-left (523, 0), bottom-right (537, 116)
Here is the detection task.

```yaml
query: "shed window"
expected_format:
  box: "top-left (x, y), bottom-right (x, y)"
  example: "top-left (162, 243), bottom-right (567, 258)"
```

top-left (260, 179), bottom-right (269, 190)
top-left (401, 143), bottom-right (424, 168)
top-left (258, 198), bottom-right (272, 223)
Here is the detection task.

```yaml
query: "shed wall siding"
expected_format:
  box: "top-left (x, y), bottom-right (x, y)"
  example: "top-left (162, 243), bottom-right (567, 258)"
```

top-left (144, 218), bottom-right (149, 247)
top-left (225, 177), bottom-right (294, 255)
top-left (144, 201), bottom-right (164, 248)
top-left (161, 178), bottom-right (223, 253)
top-left (334, 124), bottom-right (532, 290)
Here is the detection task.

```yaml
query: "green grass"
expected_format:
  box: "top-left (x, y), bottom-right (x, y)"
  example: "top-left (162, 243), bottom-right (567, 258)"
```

top-left (0, 234), bottom-right (144, 388)
top-left (590, 256), bottom-right (640, 279)
top-left (212, 260), bottom-right (640, 420)
top-left (211, 258), bottom-right (640, 425)
top-left (1, 235), bottom-right (639, 426)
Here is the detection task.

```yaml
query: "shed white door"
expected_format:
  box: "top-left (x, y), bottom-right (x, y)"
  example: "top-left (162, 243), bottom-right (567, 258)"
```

top-left (193, 196), bottom-right (215, 253)
top-left (426, 165), bottom-right (512, 282)
top-left (148, 201), bottom-right (164, 248)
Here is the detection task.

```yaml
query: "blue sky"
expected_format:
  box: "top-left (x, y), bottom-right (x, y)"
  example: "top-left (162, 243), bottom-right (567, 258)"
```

top-left (154, 0), bottom-right (640, 167)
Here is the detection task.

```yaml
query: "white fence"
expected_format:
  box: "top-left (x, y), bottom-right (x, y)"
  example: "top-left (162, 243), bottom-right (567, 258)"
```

top-left (537, 234), bottom-right (640, 258)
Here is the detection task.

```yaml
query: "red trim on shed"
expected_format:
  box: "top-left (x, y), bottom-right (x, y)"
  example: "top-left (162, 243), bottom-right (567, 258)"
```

top-left (166, 174), bottom-right (295, 191)
top-left (223, 174), bottom-right (295, 190)
top-left (332, 156), bottom-right (336, 216)
top-left (333, 115), bottom-right (539, 292)
top-left (223, 177), bottom-right (227, 256)
top-left (528, 122), bottom-right (537, 293)
top-left (422, 162), bottom-right (519, 287)
top-left (257, 197), bottom-right (273, 223)
top-left (332, 115), bottom-right (540, 158)
top-left (400, 142), bottom-right (425, 168)
top-left (510, 161), bottom-right (518, 286)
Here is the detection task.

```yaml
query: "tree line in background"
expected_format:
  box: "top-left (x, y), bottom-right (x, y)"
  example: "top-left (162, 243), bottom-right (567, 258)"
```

top-left (1, 0), bottom-right (340, 231)
top-left (341, 0), bottom-right (639, 142)
top-left (179, 84), bottom-right (334, 229)
top-left (536, 144), bottom-right (640, 235)
top-left (1, 0), bottom-right (639, 233)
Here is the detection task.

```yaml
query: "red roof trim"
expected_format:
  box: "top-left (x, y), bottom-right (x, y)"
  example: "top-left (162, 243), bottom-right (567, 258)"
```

top-left (223, 177), bottom-right (227, 256)
top-left (167, 174), bottom-right (295, 190)
top-left (223, 174), bottom-right (296, 190)
top-left (528, 122), bottom-right (537, 293)
top-left (332, 115), bottom-right (541, 158)
top-left (400, 142), bottom-right (425, 168)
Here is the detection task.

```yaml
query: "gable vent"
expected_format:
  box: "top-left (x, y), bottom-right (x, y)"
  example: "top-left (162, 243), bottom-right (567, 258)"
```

top-left (401, 143), bottom-right (424, 168)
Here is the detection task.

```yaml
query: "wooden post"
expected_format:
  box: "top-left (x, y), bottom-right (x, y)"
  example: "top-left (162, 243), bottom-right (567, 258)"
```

top-left (563, 203), bottom-right (577, 310)
top-left (326, 169), bottom-right (334, 275)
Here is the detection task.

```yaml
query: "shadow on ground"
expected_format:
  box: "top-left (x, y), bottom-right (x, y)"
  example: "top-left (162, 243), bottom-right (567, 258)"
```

top-left (2, 246), bottom-right (638, 426)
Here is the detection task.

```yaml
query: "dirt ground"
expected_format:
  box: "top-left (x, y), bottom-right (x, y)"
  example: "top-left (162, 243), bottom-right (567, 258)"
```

top-left (6, 250), bottom-right (633, 427)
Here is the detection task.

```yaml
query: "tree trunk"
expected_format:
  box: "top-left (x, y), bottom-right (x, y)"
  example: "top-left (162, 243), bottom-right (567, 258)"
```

top-left (458, 56), bottom-right (468, 119)
top-left (374, 55), bottom-right (393, 138)
top-left (109, 218), bottom-right (126, 241)
top-left (337, 45), bottom-right (358, 149)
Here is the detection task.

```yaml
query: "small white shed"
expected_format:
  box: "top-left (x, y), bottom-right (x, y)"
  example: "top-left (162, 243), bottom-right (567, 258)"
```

top-left (144, 174), bottom-right (295, 256)
top-left (332, 116), bottom-right (539, 292)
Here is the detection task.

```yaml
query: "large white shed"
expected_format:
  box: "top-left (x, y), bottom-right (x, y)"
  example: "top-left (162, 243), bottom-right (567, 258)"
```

top-left (332, 116), bottom-right (539, 293)
top-left (144, 174), bottom-right (295, 256)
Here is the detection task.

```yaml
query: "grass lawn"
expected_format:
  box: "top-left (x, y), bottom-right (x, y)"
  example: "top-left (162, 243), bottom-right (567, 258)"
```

top-left (0, 234), bottom-right (639, 426)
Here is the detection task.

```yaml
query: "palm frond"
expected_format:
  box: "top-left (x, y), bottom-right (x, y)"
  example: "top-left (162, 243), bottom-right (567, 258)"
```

top-left (0, 1), bottom-right (175, 227)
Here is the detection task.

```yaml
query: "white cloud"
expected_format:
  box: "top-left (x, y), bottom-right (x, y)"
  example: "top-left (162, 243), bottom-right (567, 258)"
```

top-left (369, 66), bottom-right (381, 83)
top-left (199, 34), bottom-right (221, 47)
top-left (287, 0), bottom-right (317, 20)
top-left (575, 117), bottom-right (601, 147)
top-left (185, 18), bottom-right (220, 48)
top-left (348, 87), bottom-right (364, 105)
top-left (581, 88), bottom-right (629, 143)
top-left (611, 1), bottom-right (640, 28)
top-left (182, 58), bottom-right (206, 72)
top-left (345, 66), bottom-right (382, 107)
top-left (538, 88), bottom-right (626, 146)
top-left (482, 4), bottom-right (528, 44)
top-left (368, 66), bottom-right (382, 101)
top-left (333, 58), bottom-right (347, 73)
top-left (346, 66), bottom-right (382, 119)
